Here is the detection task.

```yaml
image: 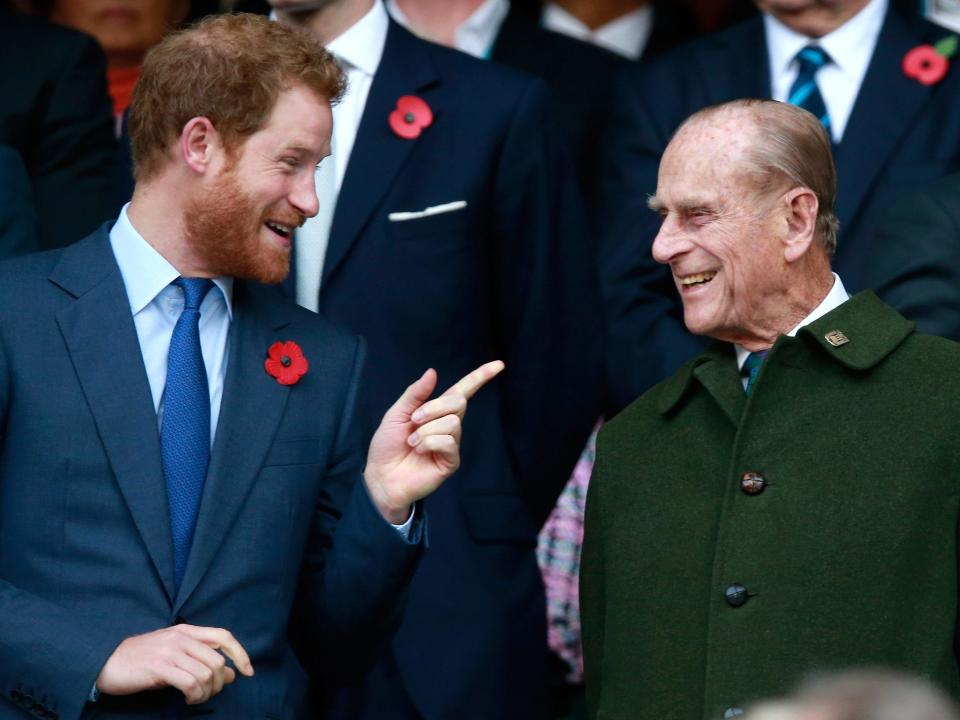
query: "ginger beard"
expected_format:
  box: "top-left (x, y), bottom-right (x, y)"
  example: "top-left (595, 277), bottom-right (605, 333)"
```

top-left (183, 163), bottom-right (301, 285)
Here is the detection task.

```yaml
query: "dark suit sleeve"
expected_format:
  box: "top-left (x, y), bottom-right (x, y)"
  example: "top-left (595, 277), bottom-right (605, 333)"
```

top-left (867, 179), bottom-right (960, 341)
top-left (0, 313), bottom-right (126, 720)
top-left (598, 64), bottom-right (708, 416)
top-left (492, 78), bottom-right (605, 527)
top-left (29, 30), bottom-right (121, 249)
top-left (293, 335), bottom-right (424, 684)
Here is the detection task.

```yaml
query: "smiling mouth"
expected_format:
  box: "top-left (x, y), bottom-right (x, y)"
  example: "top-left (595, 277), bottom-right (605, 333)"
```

top-left (264, 220), bottom-right (294, 240)
top-left (678, 271), bottom-right (717, 289)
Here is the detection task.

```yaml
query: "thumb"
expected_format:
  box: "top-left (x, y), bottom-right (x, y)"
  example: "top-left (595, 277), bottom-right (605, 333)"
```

top-left (383, 368), bottom-right (437, 423)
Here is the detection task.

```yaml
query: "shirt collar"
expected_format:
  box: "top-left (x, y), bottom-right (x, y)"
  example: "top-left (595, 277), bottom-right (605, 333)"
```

top-left (735, 273), bottom-right (849, 369)
top-left (764, 0), bottom-right (887, 79)
top-left (109, 203), bottom-right (233, 318)
top-left (387, 0), bottom-right (508, 58)
top-left (542, 3), bottom-right (652, 60)
top-left (327, 0), bottom-right (389, 76)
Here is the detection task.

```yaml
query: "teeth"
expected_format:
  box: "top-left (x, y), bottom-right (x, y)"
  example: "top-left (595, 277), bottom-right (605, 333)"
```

top-left (680, 271), bottom-right (717, 286)
top-left (265, 221), bottom-right (292, 238)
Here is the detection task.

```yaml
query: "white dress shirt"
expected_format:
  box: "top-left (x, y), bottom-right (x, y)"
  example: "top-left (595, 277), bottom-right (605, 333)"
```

top-left (765, 0), bottom-right (887, 143)
top-left (541, 2), bottom-right (654, 60)
top-left (735, 273), bottom-right (851, 374)
top-left (386, 0), bottom-right (509, 58)
top-left (109, 204), bottom-right (233, 445)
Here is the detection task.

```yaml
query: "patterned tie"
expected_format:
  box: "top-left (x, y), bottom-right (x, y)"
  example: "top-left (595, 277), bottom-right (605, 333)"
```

top-left (161, 277), bottom-right (214, 590)
top-left (742, 351), bottom-right (767, 396)
top-left (788, 45), bottom-right (831, 132)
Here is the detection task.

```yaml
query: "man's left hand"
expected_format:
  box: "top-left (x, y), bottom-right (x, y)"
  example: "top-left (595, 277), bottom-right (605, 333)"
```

top-left (364, 360), bottom-right (505, 524)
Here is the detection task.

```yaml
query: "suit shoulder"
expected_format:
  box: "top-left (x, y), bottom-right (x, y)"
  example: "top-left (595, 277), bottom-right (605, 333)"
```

top-left (0, 11), bottom-right (102, 65)
top-left (405, 27), bottom-right (543, 95)
top-left (0, 247), bottom-right (67, 297)
top-left (240, 282), bottom-right (363, 351)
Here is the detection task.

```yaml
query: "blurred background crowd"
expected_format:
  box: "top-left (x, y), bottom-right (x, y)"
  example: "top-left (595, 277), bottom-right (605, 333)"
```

top-left (4, 0), bottom-right (960, 718)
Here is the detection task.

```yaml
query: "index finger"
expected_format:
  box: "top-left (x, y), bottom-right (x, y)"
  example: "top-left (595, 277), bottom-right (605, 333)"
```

top-left (441, 360), bottom-right (505, 400)
top-left (181, 626), bottom-right (255, 677)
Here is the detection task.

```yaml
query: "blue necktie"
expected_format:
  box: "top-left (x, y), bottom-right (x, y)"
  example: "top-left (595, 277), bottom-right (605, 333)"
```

top-left (741, 351), bottom-right (767, 396)
top-left (788, 45), bottom-right (831, 132)
top-left (162, 277), bottom-right (214, 590)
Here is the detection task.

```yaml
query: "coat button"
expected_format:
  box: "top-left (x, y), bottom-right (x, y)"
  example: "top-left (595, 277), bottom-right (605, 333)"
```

top-left (724, 707), bottom-right (744, 719)
top-left (740, 472), bottom-right (766, 495)
top-left (725, 584), bottom-right (749, 608)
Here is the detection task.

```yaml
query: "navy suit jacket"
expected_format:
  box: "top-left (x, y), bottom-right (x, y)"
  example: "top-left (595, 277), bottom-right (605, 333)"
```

top-left (295, 21), bottom-right (604, 720)
top-left (867, 171), bottom-right (960, 341)
top-left (0, 228), bottom-right (422, 720)
top-left (600, 8), bottom-right (960, 414)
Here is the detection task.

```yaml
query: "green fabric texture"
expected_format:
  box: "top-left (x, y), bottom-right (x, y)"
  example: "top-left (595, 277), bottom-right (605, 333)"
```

top-left (581, 292), bottom-right (960, 720)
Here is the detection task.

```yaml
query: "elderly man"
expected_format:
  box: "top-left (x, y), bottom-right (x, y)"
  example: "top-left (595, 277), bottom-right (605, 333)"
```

top-left (0, 14), bottom-right (499, 719)
top-left (600, 0), bottom-right (960, 415)
top-left (581, 99), bottom-right (960, 720)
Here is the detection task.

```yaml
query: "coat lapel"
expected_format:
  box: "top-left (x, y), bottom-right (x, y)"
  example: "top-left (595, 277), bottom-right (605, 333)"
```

top-left (692, 344), bottom-right (746, 426)
top-left (834, 10), bottom-right (933, 235)
top-left (174, 282), bottom-right (293, 611)
top-left (320, 21), bottom-right (440, 287)
top-left (52, 231), bottom-right (177, 603)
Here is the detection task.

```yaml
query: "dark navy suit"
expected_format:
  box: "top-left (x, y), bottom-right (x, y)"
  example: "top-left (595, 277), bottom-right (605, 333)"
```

top-left (0, 228), bottom-right (423, 719)
top-left (600, 7), bottom-right (960, 414)
top-left (302, 21), bottom-right (604, 720)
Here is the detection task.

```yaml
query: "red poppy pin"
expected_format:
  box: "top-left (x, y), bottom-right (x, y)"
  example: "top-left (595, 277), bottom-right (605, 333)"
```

top-left (265, 341), bottom-right (308, 386)
top-left (389, 95), bottom-right (433, 139)
top-left (903, 35), bottom-right (958, 86)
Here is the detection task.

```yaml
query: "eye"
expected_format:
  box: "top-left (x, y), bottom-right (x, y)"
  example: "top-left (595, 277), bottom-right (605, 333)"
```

top-left (281, 157), bottom-right (301, 170)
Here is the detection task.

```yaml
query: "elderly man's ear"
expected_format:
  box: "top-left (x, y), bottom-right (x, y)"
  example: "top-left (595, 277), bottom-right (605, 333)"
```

top-left (781, 186), bottom-right (820, 263)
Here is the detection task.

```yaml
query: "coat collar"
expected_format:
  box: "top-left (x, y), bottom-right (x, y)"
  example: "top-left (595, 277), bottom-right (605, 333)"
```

top-left (657, 291), bottom-right (914, 417)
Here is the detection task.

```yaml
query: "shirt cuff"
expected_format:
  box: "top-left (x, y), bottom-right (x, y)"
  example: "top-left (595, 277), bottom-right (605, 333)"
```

top-left (392, 508), bottom-right (415, 540)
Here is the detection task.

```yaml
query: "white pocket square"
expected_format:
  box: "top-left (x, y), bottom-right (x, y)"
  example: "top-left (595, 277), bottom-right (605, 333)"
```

top-left (388, 200), bottom-right (467, 222)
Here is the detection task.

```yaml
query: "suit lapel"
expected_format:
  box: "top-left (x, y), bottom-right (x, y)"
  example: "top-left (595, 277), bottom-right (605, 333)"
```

top-left (52, 231), bottom-right (177, 603)
top-left (321, 21), bottom-right (440, 287)
top-left (174, 282), bottom-right (293, 611)
top-left (834, 10), bottom-right (932, 235)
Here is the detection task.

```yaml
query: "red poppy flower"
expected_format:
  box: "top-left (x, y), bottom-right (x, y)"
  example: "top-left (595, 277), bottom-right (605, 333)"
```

top-left (389, 95), bottom-right (433, 139)
top-left (903, 44), bottom-right (949, 86)
top-left (265, 341), bottom-right (308, 386)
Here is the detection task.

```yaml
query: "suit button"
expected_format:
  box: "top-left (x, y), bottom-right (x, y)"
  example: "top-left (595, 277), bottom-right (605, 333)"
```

top-left (740, 472), bottom-right (766, 495)
top-left (725, 584), bottom-right (749, 608)
top-left (724, 707), bottom-right (744, 719)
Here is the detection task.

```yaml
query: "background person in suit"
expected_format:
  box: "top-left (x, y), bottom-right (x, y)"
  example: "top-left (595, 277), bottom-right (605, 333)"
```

top-left (582, 99), bottom-right (960, 720)
top-left (866, 171), bottom-right (960, 342)
top-left (0, 145), bottom-right (40, 259)
top-left (0, 8), bottom-right (121, 252)
top-left (0, 13), bottom-right (500, 719)
top-left (269, 1), bottom-right (604, 718)
top-left (599, 0), bottom-right (960, 415)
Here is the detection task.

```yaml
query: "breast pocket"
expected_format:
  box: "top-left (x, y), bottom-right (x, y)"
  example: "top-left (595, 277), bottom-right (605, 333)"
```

top-left (261, 437), bottom-right (324, 468)
top-left (388, 204), bottom-right (470, 253)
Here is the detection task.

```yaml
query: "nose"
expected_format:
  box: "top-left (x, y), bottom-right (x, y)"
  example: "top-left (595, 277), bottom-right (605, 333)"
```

top-left (651, 213), bottom-right (689, 265)
top-left (290, 167), bottom-right (320, 219)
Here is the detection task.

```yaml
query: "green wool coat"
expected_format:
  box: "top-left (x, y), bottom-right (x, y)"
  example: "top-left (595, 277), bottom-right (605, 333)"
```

top-left (581, 292), bottom-right (960, 720)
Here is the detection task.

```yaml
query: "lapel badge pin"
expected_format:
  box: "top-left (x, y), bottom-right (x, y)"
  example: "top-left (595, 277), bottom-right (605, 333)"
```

top-left (824, 330), bottom-right (849, 347)
top-left (389, 95), bottom-right (433, 139)
top-left (265, 340), bottom-right (309, 386)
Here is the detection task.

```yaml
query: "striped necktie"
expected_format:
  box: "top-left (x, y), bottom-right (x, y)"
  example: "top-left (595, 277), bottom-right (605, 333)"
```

top-left (741, 351), bottom-right (767, 396)
top-left (788, 45), bottom-right (831, 133)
